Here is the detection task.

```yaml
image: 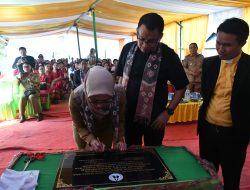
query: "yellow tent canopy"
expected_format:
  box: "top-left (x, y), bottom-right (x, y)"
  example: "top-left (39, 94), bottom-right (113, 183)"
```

top-left (1, 0), bottom-right (250, 39)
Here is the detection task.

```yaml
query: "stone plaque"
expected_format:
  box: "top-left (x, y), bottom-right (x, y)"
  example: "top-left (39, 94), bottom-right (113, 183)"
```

top-left (55, 148), bottom-right (176, 189)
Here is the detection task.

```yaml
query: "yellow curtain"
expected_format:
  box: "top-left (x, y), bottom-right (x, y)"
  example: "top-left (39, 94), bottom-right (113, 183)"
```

top-left (242, 7), bottom-right (250, 54)
top-left (182, 15), bottom-right (208, 56)
top-left (132, 35), bottom-right (137, 41)
top-left (119, 38), bottom-right (125, 53)
top-left (163, 22), bottom-right (178, 53)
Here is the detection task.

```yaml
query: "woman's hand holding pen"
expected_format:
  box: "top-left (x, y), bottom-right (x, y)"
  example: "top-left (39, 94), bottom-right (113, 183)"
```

top-left (113, 137), bottom-right (127, 151)
top-left (114, 141), bottom-right (127, 151)
top-left (89, 138), bottom-right (105, 152)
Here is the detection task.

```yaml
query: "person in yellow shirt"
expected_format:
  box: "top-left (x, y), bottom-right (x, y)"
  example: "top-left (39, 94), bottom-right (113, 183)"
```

top-left (198, 18), bottom-right (250, 190)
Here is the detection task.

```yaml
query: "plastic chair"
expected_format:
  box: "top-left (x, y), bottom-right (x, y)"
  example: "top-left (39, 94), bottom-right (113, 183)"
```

top-left (40, 90), bottom-right (51, 110)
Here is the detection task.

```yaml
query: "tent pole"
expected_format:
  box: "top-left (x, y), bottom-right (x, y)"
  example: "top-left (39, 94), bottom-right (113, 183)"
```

top-left (74, 23), bottom-right (82, 59)
top-left (91, 8), bottom-right (99, 64)
top-left (179, 21), bottom-right (182, 60)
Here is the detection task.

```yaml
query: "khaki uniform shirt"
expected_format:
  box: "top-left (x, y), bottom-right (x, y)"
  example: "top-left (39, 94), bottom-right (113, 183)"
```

top-left (183, 54), bottom-right (204, 83)
top-left (87, 55), bottom-right (96, 68)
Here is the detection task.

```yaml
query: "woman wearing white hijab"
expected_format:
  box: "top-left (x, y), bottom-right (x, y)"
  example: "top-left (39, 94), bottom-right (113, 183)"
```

top-left (69, 66), bottom-right (126, 152)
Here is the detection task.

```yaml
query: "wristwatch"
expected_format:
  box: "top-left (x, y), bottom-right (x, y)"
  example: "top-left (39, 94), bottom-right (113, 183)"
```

top-left (165, 107), bottom-right (174, 115)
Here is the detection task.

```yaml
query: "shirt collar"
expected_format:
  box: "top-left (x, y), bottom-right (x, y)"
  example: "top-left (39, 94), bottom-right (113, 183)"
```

top-left (222, 52), bottom-right (242, 64)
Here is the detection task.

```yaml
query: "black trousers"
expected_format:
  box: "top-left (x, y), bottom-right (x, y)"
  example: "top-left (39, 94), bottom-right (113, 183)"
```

top-left (125, 121), bottom-right (165, 147)
top-left (199, 120), bottom-right (249, 190)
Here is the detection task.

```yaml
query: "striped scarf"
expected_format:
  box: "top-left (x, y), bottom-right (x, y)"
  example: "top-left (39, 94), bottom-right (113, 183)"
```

top-left (122, 43), bottom-right (162, 124)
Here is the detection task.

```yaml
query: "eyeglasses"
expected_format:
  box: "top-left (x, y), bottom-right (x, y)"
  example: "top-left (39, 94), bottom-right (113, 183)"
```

top-left (88, 98), bottom-right (113, 106)
top-left (137, 35), bottom-right (159, 45)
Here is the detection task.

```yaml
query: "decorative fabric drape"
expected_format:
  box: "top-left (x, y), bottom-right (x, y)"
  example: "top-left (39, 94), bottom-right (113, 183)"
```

top-left (1, 0), bottom-right (250, 42)
top-left (1, 0), bottom-right (250, 38)
top-left (0, 0), bottom-right (200, 37)
top-left (131, 35), bottom-right (137, 41)
top-left (185, 0), bottom-right (250, 7)
top-left (182, 15), bottom-right (208, 56)
top-left (242, 7), bottom-right (250, 54)
top-left (163, 22), bottom-right (178, 53)
top-left (119, 38), bottom-right (126, 53)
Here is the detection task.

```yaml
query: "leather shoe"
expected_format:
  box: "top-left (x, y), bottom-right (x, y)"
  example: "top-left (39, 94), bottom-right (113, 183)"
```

top-left (19, 115), bottom-right (26, 123)
top-left (37, 113), bottom-right (43, 122)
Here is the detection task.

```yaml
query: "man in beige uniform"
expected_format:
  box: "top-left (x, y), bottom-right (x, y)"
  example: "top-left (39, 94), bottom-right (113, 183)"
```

top-left (183, 43), bottom-right (204, 92)
top-left (87, 48), bottom-right (96, 68)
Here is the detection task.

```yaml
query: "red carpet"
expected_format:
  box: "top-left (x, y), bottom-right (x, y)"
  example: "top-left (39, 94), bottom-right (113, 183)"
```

top-left (164, 122), bottom-right (250, 190)
top-left (0, 100), bottom-right (77, 174)
top-left (0, 100), bottom-right (249, 189)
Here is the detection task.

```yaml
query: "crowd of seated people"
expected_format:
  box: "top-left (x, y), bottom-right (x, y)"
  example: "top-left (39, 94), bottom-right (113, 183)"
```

top-left (11, 49), bottom-right (118, 122)
top-left (12, 55), bottom-right (72, 122)
top-left (49, 61), bottom-right (69, 103)
top-left (38, 64), bottom-right (51, 109)
top-left (69, 57), bottom-right (119, 89)
top-left (33, 58), bottom-right (71, 104)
